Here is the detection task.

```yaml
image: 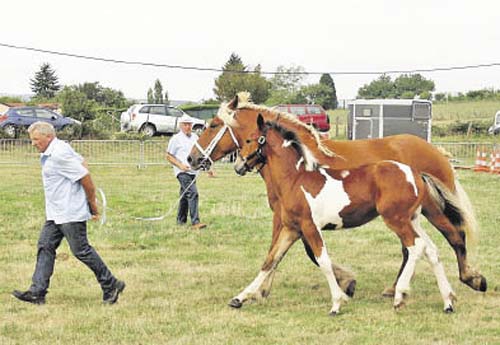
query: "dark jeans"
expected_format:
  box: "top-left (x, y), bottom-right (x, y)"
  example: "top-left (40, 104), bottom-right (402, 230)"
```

top-left (176, 173), bottom-right (200, 225)
top-left (30, 220), bottom-right (116, 295)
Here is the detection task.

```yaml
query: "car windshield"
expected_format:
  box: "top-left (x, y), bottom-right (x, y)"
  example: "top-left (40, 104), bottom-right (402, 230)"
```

top-left (306, 106), bottom-right (322, 114)
top-left (290, 106), bottom-right (306, 115)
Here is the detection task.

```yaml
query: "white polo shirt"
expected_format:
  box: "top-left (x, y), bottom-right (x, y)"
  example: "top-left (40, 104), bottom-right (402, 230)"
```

top-left (166, 131), bottom-right (199, 177)
top-left (40, 138), bottom-right (91, 224)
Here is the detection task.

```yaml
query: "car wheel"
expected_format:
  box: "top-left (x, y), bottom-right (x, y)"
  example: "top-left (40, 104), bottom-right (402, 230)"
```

top-left (193, 125), bottom-right (204, 135)
top-left (141, 124), bottom-right (156, 137)
top-left (3, 124), bottom-right (17, 138)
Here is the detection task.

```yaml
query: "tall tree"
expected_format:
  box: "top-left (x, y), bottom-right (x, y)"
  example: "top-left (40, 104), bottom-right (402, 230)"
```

top-left (164, 90), bottom-right (169, 105)
top-left (153, 79), bottom-right (164, 104)
top-left (213, 53), bottom-right (270, 103)
top-left (147, 88), bottom-right (154, 103)
top-left (30, 63), bottom-right (61, 98)
top-left (319, 74), bottom-right (337, 109)
top-left (266, 65), bottom-right (306, 105)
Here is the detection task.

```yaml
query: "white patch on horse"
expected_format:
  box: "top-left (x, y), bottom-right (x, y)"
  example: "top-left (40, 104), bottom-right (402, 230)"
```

top-left (282, 140), bottom-right (292, 148)
top-left (296, 157), bottom-right (304, 170)
top-left (301, 169), bottom-right (351, 230)
top-left (388, 161), bottom-right (418, 196)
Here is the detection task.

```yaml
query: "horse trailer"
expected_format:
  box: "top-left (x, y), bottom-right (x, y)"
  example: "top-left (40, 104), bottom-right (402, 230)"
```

top-left (347, 99), bottom-right (432, 142)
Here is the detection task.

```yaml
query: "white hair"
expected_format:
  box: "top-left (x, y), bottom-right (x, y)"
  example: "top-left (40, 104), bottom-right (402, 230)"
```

top-left (28, 121), bottom-right (56, 137)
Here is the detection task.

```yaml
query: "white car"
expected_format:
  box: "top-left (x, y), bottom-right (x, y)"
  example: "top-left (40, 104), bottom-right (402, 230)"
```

top-left (120, 104), bottom-right (206, 136)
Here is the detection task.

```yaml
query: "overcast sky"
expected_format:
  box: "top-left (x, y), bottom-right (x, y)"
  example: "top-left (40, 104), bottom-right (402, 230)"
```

top-left (1, 0), bottom-right (499, 102)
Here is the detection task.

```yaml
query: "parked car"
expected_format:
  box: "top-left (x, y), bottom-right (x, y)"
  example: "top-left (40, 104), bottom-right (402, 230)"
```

top-left (0, 106), bottom-right (81, 138)
top-left (120, 104), bottom-right (206, 136)
top-left (274, 104), bottom-right (330, 132)
top-left (488, 110), bottom-right (500, 135)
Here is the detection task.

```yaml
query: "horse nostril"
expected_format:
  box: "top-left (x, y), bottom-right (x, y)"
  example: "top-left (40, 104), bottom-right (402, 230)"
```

top-left (187, 156), bottom-right (193, 163)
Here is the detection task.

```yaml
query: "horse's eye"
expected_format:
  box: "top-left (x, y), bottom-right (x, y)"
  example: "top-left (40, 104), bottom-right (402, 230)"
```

top-left (210, 123), bottom-right (218, 129)
top-left (245, 139), bottom-right (251, 144)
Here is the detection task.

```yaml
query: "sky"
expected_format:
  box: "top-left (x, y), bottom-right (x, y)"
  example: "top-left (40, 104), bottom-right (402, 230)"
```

top-left (1, 0), bottom-right (499, 103)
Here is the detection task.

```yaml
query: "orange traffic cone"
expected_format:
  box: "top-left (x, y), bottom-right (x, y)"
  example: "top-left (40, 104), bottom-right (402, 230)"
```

top-left (492, 149), bottom-right (500, 174)
top-left (474, 147), bottom-right (489, 172)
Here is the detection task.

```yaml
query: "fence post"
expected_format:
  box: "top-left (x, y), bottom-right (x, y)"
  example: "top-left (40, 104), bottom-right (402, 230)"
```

top-left (138, 141), bottom-right (145, 169)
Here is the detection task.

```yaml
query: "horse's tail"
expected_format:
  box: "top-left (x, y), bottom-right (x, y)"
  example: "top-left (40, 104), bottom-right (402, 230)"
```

top-left (421, 173), bottom-right (478, 246)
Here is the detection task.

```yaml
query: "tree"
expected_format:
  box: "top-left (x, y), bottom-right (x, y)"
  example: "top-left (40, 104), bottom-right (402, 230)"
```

top-left (56, 86), bottom-right (96, 122)
top-left (297, 83), bottom-right (334, 105)
top-left (154, 79), bottom-right (164, 104)
top-left (393, 74), bottom-right (434, 99)
top-left (147, 88), bottom-right (154, 103)
top-left (30, 63), bottom-right (61, 98)
top-left (357, 75), bottom-right (396, 99)
top-left (76, 82), bottom-right (128, 107)
top-left (213, 53), bottom-right (270, 103)
top-left (319, 74), bottom-right (337, 109)
top-left (164, 90), bottom-right (169, 105)
top-left (358, 74), bottom-right (435, 99)
top-left (266, 65), bottom-right (306, 105)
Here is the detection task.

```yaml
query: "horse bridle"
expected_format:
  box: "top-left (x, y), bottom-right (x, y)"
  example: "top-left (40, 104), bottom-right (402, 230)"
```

top-left (193, 123), bottom-right (240, 170)
top-left (239, 127), bottom-right (269, 173)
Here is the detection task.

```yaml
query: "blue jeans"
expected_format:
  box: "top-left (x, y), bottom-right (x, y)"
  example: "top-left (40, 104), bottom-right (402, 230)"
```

top-left (30, 221), bottom-right (117, 295)
top-left (176, 173), bottom-right (200, 225)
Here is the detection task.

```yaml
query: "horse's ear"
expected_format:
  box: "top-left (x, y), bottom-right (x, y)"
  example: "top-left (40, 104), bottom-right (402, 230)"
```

top-left (228, 95), bottom-right (239, 110)
top-left (257, 113), bottom-right (265, 131)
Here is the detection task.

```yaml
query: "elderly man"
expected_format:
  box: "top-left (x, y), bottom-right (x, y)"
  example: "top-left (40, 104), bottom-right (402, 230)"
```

top-left (166, 114), bottom-right (208, 229)
top-left (12, 122), bottom-right (125, 305)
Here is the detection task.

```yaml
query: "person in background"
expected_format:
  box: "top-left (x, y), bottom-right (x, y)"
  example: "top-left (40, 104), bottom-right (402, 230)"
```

top-left (166, 115), bottom-right (210, 229)
top-left (12, 121), bottom-right (125, 305)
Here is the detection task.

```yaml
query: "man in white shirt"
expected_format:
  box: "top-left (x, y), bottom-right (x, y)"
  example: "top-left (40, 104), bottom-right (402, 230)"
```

top-left (166, 115), bottom-right (207, 229)
top-left (12, 122), bottom-right (125, 305)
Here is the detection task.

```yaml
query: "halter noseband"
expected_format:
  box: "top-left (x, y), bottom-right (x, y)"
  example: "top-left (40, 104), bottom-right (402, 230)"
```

top-left (193, 123), bottom-right (240, 170)
top-left (240, 128), bottom-right (269, 173)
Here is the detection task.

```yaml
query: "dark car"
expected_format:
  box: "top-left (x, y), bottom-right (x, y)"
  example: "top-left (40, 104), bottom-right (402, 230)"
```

top-left (0, 106), bottom-right (81, 138)
top-left (275, 104), bottom-right (330, 132)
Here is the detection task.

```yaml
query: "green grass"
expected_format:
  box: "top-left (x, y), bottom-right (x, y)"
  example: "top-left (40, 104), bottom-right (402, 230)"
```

top-left (1, 165), bottom-right (499, 345)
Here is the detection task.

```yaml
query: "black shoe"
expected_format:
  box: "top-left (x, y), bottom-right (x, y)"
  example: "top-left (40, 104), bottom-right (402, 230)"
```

top-left (12, 290), bottom-right (46, 305)
top-left (103, 280), bottom-right (126, 305)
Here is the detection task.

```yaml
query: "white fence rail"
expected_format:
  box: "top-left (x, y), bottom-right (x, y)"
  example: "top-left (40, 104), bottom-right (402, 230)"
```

top-left (0, 139), bottom-right (497, 167)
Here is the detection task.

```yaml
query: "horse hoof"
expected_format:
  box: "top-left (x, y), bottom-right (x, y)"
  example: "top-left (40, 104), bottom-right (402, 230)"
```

top-left (444, 306), bottom-right (454, 313)
top-left (479, 277), bottom-right (487, 292)
top-left (345, 280), bottom-right (356, 298)
top-left (329, 311), bottom-right (338, 317)
top-left (228, 298), bottom-right (243, 309)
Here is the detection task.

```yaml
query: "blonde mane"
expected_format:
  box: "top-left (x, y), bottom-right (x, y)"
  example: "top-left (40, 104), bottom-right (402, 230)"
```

top-left (218, 91), bottom-right (335, 159)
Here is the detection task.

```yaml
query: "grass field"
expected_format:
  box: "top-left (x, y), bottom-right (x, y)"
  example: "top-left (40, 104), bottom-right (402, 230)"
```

top-left (0, 164), bottom-right (499, 345)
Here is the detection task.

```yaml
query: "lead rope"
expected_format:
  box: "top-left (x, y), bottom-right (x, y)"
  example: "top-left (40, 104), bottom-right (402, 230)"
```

top-left (95, 174), bottom-right (198, 224)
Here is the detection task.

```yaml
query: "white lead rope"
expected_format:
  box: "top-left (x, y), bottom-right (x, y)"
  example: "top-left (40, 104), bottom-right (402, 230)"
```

top-left (95, 174), bottom-right (199, 224)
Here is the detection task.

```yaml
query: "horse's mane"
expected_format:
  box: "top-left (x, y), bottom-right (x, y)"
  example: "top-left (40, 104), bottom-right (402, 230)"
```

top-left (217, 92), bottom-right (336, 160)
top-left (264, 120), bottom-right (321, 171)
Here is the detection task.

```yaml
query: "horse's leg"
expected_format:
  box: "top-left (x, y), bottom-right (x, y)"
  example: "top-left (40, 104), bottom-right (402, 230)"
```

top-left (422, 196), bottom-right (487, 292)
top-left (381, 215), bottom-right (426, 310)
top-left (412, 214), bottom-right (456, 312)
top-left (257, 211), bottom-right (283, 299)
top-left (381, 245), bottom-right (409, 297)
top-left (301, 237), bottom-right (356, 297)
top-left (301, 220), bottom-right (349, 316)
top-left (228, 226), bottom-right (300, 308)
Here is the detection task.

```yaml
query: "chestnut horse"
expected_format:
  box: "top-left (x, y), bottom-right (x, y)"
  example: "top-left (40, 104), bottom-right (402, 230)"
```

top-left (231, 114), bottom-right (459, 314)
top-left (188, 93), bottom-right (486, 300)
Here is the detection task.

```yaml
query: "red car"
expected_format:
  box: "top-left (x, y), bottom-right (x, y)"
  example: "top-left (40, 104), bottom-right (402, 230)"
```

top-left (275, 104), bottom-right (330, 133)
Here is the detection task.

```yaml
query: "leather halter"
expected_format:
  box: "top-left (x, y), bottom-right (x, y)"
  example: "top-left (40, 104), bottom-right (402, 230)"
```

top-left (240, 130), bottom-right (268, 173)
